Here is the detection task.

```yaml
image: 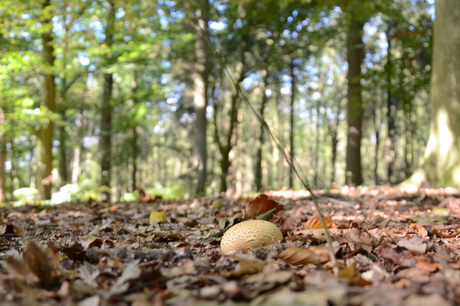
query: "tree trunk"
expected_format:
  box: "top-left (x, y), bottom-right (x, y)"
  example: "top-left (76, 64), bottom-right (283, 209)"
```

top-left (254, 68), bottom-right (269, 191)
top-left (0, 109), bottom-right (6, 203)
top-left (345, 14), bottom-right (364, 186)
top-left (405, 1), bottom-right (460, 187)
top-left (58, 112), bottom-right (68, 186)
top-left (36, 0), bottom-right (56, 200)
top-left (288, 57), bottom-right (296, 189)
top-left (191, 0), bottom-right (210, 196)
top-left (373, 90), bottom-right (383, 185)
top-left (100, 0), bottom-right (115, 201)
top-left (131, 71), bottom-right (139, 192)
top-left (131, 126), bottom-right (138, 192)
top-left (385, 25), bottom-right (396, 184)
top-left (215, 92), bottom-right (240, 193)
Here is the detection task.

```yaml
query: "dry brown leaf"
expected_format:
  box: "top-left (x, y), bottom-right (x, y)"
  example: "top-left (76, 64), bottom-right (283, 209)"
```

top-left (414, 255), bottom-right (442, 272)
top-left (338, 262), bottom-right (372, 286)
top-left (4, 224), bottom-right (28, 236)
top-left (23, 241), bottom-right (54, 288)
top-left (4, 256), bottom-right (39, 286)
top-left (377, 243), bottom-right (416, 267)
top-left (397, 237), bottom-right (427, 255)
top-left (409, 223), bottom-right (428, 237)
top-left (223, 255), bottom-right (265, 277)
top-left (244, 194), bottom-right (284, 219)
top-left (278, 247), bottom-right (331, 265)
top-left (304, 216), bottom-right (335, 229)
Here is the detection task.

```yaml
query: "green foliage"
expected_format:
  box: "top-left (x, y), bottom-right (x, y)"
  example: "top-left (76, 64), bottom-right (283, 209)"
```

top-left (121, 191), bottom-right (139, 202)
top-left (147, 182), bottom-right (190, 200)
top-left (0, 0), bottom-right (436, 202)
top-left (49, 184), bottom-right (81, 205)
top-left (12, 188), bottom-right (39, 206)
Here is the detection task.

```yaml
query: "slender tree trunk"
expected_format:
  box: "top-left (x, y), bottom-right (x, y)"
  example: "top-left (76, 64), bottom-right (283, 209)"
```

top-left (213, 62), bottom-right (245, 193)
top-left (71, 109), bottom-right (84, 184)
top-left (191, 0), bottom-right (210, 196)
top-left (345, 13), bottom-right (364, 186)
top-left (58, 111), bottom-right (68, 186)
top-left (373, 90), bottom-right (383, 185)
top-left (100, 0), bottom-right (115, 201)
top-left (131, 71), bottom-right (139, 192)
top-left (385, 25), bottom-right (396, 184)
top-left (288, 57), bottom-right (296, 189)
top-left (36, 0), bottom-right (56, 200)
top-left (254, 68), bottom-right (269, 191)
top-left (216, 92), bottom-right (240, 193)
top-left (0, 109), bottom-right (6, 203)
top-left (131, 126), bottom-right (138, 192)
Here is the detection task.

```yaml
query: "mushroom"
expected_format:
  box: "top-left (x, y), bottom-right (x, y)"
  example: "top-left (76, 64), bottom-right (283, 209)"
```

top-left (220, 220), bottom-right (283, 255)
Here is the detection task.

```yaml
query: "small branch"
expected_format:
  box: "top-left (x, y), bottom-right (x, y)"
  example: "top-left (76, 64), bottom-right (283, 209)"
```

top-left (206, 32), bottom-right (339, 277)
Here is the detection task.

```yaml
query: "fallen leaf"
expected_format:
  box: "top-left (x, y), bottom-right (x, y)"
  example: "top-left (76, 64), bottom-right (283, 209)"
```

top-left (278, 246), bottom-right (332, 265)
top-left (377, 243), bottom-right (416, 267)
top-left (409, 223), bottom-right (428, 237)
top-left (414, 255), bottom-right (442, 272)
top-left (4, 224), bottom-right (28, 236)
top-left (304, 216), bottom-right (335, 229)
top-left (223, 255), bottom-right (266, 277)
top-left (397, 237), bottom-right (427, 255)
top-left (150, 211), bottom-right (168, 224)
top-left (4, 256), bottom-right (39, 286)
top-left (244, 194), bottom-right (284, 219)
top-left (338, 262), bottom-right (372, 286)
top-left (78, 262), bottom-right (99, 288)
top-left (23, 240), bottom-right (55, 288)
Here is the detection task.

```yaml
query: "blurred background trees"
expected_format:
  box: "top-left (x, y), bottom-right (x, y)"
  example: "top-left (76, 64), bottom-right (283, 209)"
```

top-left (0, 0), bottom-right (438, 203)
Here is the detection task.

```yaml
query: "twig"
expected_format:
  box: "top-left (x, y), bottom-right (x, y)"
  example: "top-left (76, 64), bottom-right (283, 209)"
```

top-left (205, 33), bottom-right (339, 277)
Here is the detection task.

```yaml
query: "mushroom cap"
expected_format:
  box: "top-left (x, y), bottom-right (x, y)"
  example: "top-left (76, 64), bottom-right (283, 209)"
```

top-left (220, 220), bottom-right (283, 255)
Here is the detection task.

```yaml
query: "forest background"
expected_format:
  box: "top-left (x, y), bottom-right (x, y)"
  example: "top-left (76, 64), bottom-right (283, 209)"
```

top-left (0, 0), bottom-right (455, 205)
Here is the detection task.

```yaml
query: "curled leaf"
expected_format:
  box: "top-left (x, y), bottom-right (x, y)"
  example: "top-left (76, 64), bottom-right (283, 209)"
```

top-left (304, 216), bottom-right (335, 229)
top-left (223, 255), bottom-right (266, 277)
top-left (244, 194), bottom-right (284, 219)
top-left (278, 247), bottom-right (331, 265)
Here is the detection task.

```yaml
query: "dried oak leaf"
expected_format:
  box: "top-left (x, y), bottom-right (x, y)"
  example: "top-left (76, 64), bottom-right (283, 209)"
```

top-left (223, 255), bottom-right (266, 277)
top-left (271, 210), bottom-right (297, 235)
top-left (304, 216), bottom-right (336, 229)
top-left (279, 246), bottom-right (332, 265)
top-left (415, 255), bottom-right (442, 272)
top-left (4, 224), bottom-right (28, 236)
top-left (62, 242), bottom-right (86, 262)
top-left (338, 262), bottom-right (372, 286)
top-left (409, 223), bottom-right (428, 237)
top-left (23, 240), bottom-right (55, 288)
top-left (244, 194), bottom-right (284, 219)
top-left (377, 243), bottom-right (415, 267)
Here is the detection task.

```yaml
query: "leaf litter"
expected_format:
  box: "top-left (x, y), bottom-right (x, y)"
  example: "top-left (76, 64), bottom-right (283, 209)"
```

top-left (1, 187), bottom-right (460, 304)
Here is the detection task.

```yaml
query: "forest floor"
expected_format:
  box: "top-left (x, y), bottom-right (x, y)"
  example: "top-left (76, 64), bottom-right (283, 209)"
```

top-left (1, 187), bottom-right (460, 305)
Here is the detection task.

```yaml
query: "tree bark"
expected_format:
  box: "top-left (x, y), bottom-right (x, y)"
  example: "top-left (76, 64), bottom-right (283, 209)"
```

top-left (36, 0), bottom-right (56, 200)
top-left (0, 109), bottom-right (6, 203)
top-left (385, 25), bottom-right (396, 184)
top-left (58, 110), bottom-right (68, 186)
top-left (405, 0), bottom-right (460, 187)
top-left (345, 13), bottom-right (364, 186)
top-left (131, 125), bottom-right (138, 192)
top-left (254, 68), bottom-right (269, 192)
top-left (191, 0), bottom-right (210, 196)
top-left (131, 71), bottom-right (139, 192)
top-left (100, 0), bottom-right (115, 201)
top-left (288, 57), bottom-right (296, 189)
